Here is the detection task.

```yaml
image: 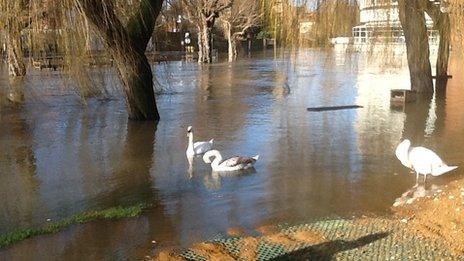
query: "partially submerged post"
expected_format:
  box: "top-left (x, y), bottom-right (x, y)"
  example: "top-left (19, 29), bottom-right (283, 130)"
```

top-left (390, 89), bottom-right (417, 109)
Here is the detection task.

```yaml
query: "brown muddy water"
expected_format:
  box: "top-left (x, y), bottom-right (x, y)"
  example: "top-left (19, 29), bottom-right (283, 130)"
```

top-left (0, 49), bottom-right (463, 260)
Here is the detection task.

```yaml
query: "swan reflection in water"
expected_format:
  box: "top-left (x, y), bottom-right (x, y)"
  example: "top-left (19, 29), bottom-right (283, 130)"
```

top-left (393, 183), bottom-right (442, 207)
top-left (203, 169), bottom-right (257, 190)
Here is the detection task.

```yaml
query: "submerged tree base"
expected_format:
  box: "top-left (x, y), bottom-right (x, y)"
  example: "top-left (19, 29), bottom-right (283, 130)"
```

top-left (0, 203), bottom-right (152, 249)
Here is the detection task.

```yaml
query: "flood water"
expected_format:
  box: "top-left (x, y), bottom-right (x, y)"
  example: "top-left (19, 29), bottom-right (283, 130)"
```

top-left (0, 49), bottom-right (463, 260)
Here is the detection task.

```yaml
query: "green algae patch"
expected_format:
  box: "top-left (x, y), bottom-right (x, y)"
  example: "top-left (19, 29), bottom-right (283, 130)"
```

top-left (0, 203), bottom-right (152, 249)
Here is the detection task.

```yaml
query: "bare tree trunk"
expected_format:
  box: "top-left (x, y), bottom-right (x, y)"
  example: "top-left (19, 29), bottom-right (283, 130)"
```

top-left (76, 0), bottom-right (162, 121)
top-left (6, 29), bottom-right (26, 77)
top-left (436, 14), bottom-right (451, 78)
top-left (225, 23), bottom-right (237, 62)
top-left (423, 0), bottom-right (451, 85)
top-left (206, 25), bottom-right (213, 62)
top-left (112, 48), bottom-right (158, 120)
top-left (200, 23), bottom-right (213, 63)
top-left (434, 14), bottom-right (451, 90)
top-left (398, 0), bottom-right (433, 93)
top-left (228, 37), bottom-right (237, 62)
top-left (197, 26), bottom-right (204, 62)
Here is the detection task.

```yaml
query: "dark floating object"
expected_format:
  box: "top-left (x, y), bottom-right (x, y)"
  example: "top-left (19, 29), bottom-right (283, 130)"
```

top-left (306, 105), bottom-right (363, 112)
top-left (432, 75), bottom-right (453, 79)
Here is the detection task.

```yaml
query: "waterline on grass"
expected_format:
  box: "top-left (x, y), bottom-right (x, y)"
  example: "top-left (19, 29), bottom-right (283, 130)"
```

top-left (0, 203), bottom-right (152, 249)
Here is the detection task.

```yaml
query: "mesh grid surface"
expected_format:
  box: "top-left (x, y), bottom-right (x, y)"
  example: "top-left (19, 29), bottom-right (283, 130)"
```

top-left (179, 218), bottom-right (460, 260)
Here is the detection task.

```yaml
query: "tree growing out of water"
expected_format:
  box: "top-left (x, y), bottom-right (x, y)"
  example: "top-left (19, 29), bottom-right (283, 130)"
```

top-left (397, 0), bottom-right (452, 92)
top-left (0, 0), bottom-right (164, 120)
top-left (423, 0), bottom-right (451, 80)
top-left (74, 0), bottom-right (163, 120)
top-left (397, 0), bottom-right (434, 93)
top-left (218, 0), bottom-right (262, 61)
top-left (182, 0), bottom-right (232, 63)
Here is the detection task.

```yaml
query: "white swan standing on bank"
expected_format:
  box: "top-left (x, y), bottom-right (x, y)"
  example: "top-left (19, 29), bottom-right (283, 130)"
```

top-left (395, 139), bottom-right (458, 182)
top-left (203, 150), bottom-right (259, 172)
top-left (186, 126), bottom-right (214, 157)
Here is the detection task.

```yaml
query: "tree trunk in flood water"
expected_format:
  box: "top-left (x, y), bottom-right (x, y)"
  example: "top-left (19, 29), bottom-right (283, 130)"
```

top-left (398, 0), bottom-right (433, 93)
top-left (434, 14), bottom-right (451, 90)
top-left (225, 23), bottom-right (237, 62)
top-left (197, 26), bottom-right (204, 63)
top-left (75, 0), bottom-right (163, 120)
top-left (112, 49), bottom-right (158, 120)
top-left (436, 14), bottom-right (451, 79)
top-left (228, 37), bottom-right (237, 62)
top-left (423, 0), bottom-right (451, 88)
top-left (6, 29), bottom-right (26, 77)
top-left (199, 23), bottom-right (213, 63)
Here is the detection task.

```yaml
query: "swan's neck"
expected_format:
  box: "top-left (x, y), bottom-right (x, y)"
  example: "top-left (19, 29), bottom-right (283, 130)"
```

top-left (187, 132), bottom-right (194, 150)
top-left (403, 143), bottom-right (412, 168)
top-left (396, 141), bottom-right (413, 168)
top-left (405, 144), bottom-right (412, 158)
top-left (210, 151), bottom-right (223, 168)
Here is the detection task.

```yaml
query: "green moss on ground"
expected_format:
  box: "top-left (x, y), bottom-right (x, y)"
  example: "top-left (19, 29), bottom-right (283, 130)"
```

top-left (0, 203), bottom-right (151, 249)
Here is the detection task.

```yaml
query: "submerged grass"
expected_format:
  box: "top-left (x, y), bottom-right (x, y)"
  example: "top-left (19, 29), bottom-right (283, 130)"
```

top-left (0, 203), bottom-right (152, 249)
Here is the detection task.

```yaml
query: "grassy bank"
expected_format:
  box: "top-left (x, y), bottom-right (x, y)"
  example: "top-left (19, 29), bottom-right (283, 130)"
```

top-left (0, 203), bottom-right (152, 249)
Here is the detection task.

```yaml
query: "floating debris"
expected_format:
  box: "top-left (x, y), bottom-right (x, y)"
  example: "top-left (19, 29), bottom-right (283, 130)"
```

top-left (306, 105), bottom-right (363, 112)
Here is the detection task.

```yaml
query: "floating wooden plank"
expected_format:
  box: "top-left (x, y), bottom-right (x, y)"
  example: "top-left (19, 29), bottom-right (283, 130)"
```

top-left (306, 105), bottom-right (363, 112)
top-left (432, 75), bottom-right (453, 79)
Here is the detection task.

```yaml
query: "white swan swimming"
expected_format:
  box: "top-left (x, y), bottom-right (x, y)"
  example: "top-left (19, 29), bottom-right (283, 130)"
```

top-left (395, 139), bottom-right (458, 182)
top-left (186, 126), bottom-right (214, 157)
top-left (203, 150), bottom-right (259, 172)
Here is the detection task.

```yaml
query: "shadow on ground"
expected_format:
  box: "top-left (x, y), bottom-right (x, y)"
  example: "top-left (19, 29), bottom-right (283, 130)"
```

top-left (271, 232), bottom-right (389, 260)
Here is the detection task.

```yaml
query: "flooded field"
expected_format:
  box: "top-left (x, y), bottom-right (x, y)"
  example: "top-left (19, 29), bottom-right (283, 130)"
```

top-left (0, 49), bottom-right (463, 260)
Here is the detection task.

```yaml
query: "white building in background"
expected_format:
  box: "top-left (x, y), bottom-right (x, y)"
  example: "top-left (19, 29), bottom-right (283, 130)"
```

top-left (351, 0), bottom-right (438, 44)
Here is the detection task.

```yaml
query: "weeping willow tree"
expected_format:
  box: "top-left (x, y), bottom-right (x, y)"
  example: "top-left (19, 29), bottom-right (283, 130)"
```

top-left (0, 0), bottom-right (34, 77)
top-left (0, 0), bottom-right (164, 120)
top-left (312, 0), bottom-right (359, 46)
top-left (260, 0), bottom-right (301, 47)
top-left (260, 0), bottom-right (358, 47)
